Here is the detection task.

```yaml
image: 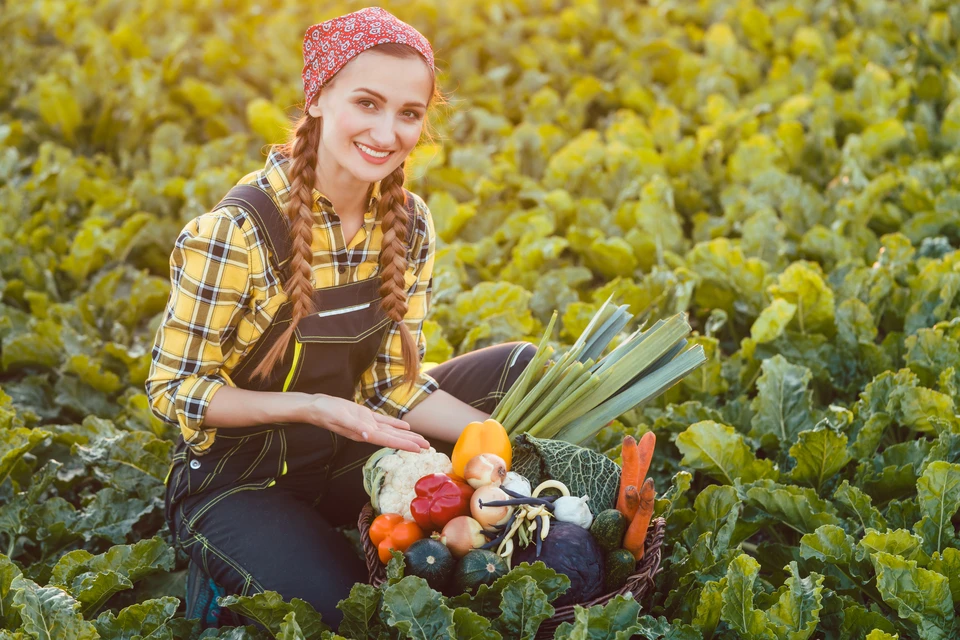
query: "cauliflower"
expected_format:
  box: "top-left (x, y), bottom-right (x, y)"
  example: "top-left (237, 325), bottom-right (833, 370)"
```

top-left (362, 447), bottom-right (453, 520)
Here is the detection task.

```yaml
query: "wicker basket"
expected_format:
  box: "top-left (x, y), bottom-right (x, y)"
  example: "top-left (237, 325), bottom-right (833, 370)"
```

top-left (358, 503), bottom-right (665, 639)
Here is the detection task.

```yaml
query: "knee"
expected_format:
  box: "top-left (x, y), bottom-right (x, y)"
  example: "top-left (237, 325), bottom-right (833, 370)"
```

top-left (514, 341), bottom-right (537, 368)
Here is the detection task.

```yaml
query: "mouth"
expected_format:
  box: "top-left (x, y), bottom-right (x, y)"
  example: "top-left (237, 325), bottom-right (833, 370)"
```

top-left (355, 142), bottom-right (393, 162)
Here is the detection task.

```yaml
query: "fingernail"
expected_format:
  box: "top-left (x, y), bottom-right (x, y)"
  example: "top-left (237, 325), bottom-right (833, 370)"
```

top-left (362, 432), bottom-right (368, 440)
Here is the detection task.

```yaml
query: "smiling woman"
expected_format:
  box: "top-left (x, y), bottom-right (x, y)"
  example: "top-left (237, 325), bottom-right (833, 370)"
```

top-left (144, 5), bottom-right (537, 632)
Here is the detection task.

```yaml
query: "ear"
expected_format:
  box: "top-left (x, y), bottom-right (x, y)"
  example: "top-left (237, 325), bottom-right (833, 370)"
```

top-left (306, 90), bottom-right (323, 118)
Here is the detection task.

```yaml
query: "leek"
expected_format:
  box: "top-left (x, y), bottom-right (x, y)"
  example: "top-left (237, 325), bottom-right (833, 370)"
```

top-left (491, 311), bottom-right (557, 422)
top-left (495, 301), bottom-right (707, 446)
top-left (572, 315), bottom-right (690, 416)
top-left (555, 345), bottom-right (708, 444)
top-left (501, 342), bottom-right (584, 432)
top-left (525, 373), bottom-right (603, 439)
top-left (510, 359), bottom-right (591, 436)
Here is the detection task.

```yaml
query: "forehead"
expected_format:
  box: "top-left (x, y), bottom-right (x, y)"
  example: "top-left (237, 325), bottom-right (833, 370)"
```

top-left (330, 51), bottom-right (433, 105)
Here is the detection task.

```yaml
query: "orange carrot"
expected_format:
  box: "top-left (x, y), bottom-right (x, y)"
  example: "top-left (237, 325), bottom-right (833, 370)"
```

top-left (623, 478), bottom-right (656, 560)
top-left (636, 431), bottom-right (656, 488)
top-left (623, 484), bottom-right (640, 521)
top-left (616, 435), bottom-right (638, 515)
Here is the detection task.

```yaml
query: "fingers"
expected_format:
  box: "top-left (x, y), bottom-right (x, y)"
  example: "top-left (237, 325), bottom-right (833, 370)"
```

top-left (374, 413), bottom-right (411, 430)
top-left (366, 423), bottom-right (429, 449)
top-left (319, 401), bottom-right (428, 451)
top-left (371, 431), bottom-right (427, 452)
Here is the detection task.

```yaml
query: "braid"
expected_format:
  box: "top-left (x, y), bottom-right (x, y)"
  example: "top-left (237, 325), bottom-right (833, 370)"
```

top-left (247, 114), bottom-right (322, 383)
top-left (377, 162), bottom-right (420, 386)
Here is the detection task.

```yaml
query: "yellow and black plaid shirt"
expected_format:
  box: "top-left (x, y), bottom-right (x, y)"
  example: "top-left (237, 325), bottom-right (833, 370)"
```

top-left (146, 150), bottom-right (438, 454)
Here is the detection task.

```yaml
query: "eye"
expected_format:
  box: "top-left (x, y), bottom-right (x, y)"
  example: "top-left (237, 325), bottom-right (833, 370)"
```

top-left (358, 98), bottom-right (421, 120)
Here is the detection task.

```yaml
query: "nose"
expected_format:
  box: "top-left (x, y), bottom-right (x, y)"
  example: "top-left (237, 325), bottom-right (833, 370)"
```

top-left (369, 114), bottom-right (397, 149)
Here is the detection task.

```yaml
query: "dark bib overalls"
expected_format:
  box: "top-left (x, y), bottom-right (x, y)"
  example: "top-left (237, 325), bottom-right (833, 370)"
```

top-left (162, 185), bottom-right (535, 628)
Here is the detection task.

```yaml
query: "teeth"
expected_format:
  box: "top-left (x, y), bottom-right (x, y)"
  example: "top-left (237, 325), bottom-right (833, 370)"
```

top-left (356, 143), bottom-right (390, 158)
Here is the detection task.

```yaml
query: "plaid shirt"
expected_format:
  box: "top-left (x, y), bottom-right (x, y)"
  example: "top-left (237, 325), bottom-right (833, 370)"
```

top-left (146, 150), bottom-right (438, 454)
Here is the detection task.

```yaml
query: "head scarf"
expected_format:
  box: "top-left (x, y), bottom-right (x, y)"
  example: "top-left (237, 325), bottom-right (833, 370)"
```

top-left (301, 6), bottom-right (435, 109)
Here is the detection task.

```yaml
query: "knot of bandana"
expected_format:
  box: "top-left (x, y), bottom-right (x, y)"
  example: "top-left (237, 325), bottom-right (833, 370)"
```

top-left (301, 7), bottom-right (435, 109)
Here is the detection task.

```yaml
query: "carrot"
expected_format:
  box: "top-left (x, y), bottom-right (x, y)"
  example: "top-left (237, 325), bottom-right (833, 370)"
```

top-left (623, 484), bottom-right (640, 521)
top-left (623, 478), bottom-right (656, 560)
top-left (616, 435), bottom-right (638, 516)
top-left (635, 431), bottom-right (656, 488)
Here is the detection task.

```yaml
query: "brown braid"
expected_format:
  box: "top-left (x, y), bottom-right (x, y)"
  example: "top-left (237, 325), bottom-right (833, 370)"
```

top-left (247, 113), bottom-right (322, 384)
top-left (247, 42), bottom-right (447, 387)
top-left (375, 161), bottom-right (420, 387)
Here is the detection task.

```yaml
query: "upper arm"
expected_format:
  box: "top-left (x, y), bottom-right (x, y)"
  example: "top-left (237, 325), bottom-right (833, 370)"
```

top-left (145, 208), bottom-right (254, 423)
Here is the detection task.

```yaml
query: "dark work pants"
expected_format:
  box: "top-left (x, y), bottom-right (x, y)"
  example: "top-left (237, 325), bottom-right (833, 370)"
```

top-left (168, 341), bottom-right (536, 629)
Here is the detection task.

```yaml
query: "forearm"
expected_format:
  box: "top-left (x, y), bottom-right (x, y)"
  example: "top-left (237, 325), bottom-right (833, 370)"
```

top-left (402, 389), bottom-right (489, 444)
top-left (204, 385), bottom-right (313, 428)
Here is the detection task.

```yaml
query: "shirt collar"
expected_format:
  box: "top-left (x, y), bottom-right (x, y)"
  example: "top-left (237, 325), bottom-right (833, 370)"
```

top-left (266, 149), bottom-right (382, 218)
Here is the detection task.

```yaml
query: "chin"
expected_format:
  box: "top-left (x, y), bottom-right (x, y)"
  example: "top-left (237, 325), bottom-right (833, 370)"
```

top-left (352, 161), bottom-right (400, 182)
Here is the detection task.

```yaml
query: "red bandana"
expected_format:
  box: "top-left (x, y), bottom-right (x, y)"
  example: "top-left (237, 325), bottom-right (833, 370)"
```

top-left (301, 7), bottom-right (435, 109)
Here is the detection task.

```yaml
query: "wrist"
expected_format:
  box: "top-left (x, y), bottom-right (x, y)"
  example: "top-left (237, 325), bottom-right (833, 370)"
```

top-left (276, 391), bottom-right (323, 424)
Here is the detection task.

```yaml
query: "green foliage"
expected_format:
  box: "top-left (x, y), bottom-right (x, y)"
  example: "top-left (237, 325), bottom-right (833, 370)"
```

top-left (2, 0), bottom-right (960, 637)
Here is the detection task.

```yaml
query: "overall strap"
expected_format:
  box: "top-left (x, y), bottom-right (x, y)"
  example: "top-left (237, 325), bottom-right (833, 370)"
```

top-left (216, 184), bottom-right (292, 280)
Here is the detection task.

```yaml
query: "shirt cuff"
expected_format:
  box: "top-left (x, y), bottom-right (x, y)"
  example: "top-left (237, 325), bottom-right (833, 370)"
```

top-left (366, 370), bottom-right (440, 419)
top-left (397, 371), bottom-right (440, 419)
top-left (174, 371), bottom-right (235, 455)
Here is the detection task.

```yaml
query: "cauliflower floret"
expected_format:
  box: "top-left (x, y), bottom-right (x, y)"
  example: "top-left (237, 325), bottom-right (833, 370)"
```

top-left (363, 447), bottom-right (453, 520)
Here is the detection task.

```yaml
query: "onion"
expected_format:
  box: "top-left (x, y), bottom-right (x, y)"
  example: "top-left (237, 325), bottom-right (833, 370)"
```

top-left (463, 453), bottom-right (507, 489)
top-left (439, 516), bottom-right (485, 558)
top-left (470, 484), bottom-right (513, 529)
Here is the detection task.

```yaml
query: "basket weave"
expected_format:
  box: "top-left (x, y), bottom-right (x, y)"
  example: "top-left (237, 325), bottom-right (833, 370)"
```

top-left (358, 502), bottom-right (665, 639)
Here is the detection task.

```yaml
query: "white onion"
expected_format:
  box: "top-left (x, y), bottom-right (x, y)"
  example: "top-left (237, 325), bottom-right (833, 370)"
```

top-left (463, 453), bottom-right (508, 488)
top-left (470, 484), bottom-right (513, 528)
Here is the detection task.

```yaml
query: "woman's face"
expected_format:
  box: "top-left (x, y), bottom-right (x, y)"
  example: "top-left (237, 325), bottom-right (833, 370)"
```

top-left (308, 50), bottom-right (433, 189)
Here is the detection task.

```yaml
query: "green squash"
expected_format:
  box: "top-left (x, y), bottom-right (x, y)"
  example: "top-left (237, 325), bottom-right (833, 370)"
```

top-left (453, 549), bottom-right (508, 594)
top-left (604, 548), bottom-right (636, 592)
top-left (404, 539), bottom-right (455, 590)
top-left (590, 509), bottom-right (628, 551)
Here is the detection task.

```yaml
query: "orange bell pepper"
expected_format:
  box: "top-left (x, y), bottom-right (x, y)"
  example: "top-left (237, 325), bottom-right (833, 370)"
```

top-left (368, 513), bottom-right (424, 564)
top-left (451, 418), bottom-right (512, 478)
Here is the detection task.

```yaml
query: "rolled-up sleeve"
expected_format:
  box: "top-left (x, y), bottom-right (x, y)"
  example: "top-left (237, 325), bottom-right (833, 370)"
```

top-left (358, 197), bottom-right (439, 418)
top-left (145, 210), bottom-right (251, 455)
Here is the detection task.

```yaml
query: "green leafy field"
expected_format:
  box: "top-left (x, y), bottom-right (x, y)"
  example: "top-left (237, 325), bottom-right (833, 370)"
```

top-left (2, 0), bottom-right (960, 638)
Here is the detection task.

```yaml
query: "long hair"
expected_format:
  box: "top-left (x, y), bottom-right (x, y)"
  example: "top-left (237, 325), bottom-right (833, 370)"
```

top-left (247, 43), bottom-right (445, 387)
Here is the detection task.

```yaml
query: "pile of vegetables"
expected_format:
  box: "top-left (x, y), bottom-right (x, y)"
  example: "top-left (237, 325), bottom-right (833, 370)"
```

top-left (363, 420), bottom-right (660, 606)
top-left (491, 298), bottom-right (708, 444)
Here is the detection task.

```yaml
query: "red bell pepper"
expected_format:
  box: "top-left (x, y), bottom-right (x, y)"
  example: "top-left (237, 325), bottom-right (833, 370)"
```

top-left (410, 473), bottom-right (474, 531)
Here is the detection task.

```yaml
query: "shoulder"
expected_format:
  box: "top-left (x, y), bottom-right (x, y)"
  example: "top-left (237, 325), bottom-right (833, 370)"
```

top-left (236, 149), bottom-right (293, 214)
top-left (403, 189), bottom-right (435, 247)
top-left (177, 207), bottom-right (248, 246)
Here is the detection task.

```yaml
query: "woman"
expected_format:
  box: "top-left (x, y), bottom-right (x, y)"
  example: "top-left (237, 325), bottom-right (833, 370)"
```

top-left (145, 6), bottom-right (535, 628)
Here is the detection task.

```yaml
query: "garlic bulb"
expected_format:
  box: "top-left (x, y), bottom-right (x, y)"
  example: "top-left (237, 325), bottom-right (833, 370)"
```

top-left (552, 495), bottom-right (593, 528)
top-left (501, 472), bottom-right (532, 497)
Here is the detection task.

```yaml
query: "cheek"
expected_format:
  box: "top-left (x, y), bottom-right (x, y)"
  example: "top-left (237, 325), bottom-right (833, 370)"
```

top-left (331, 110), bottom-right (364, 141)
top-left (400, 123), bottom-right (424, 149)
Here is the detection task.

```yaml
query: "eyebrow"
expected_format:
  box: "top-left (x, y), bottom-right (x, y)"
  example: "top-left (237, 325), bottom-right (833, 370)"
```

top-left (353, 87), bottom-right (426, 110)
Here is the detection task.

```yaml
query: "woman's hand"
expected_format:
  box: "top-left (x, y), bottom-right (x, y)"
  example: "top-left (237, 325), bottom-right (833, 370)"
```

top-left (301, 393), bottom-right (430, 452)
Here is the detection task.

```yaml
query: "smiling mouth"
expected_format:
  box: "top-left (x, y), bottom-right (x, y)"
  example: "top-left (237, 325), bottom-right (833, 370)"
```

top-left (355, 142), bottom-right (393, 158)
